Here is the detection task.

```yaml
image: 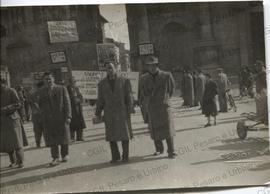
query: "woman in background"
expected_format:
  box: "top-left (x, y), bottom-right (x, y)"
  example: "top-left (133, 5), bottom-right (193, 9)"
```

top-left (202, 74), bottom-right (218, 127)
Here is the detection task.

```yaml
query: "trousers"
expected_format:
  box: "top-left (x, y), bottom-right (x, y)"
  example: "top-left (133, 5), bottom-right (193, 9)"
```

top-left (109, 140), bottom-right (129, 160)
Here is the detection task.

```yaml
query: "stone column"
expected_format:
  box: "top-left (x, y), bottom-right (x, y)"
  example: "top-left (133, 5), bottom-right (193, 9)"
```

top-left (194, 3), bottom-right (219, 73)
top-left (237, 5), bottom-right (251, 67)
top-left (198, 3), bottom-right (215, 41)
top-left (136, 5), bottom-right (150, 43)
top-left (126, 4), bottom-right (150, 71)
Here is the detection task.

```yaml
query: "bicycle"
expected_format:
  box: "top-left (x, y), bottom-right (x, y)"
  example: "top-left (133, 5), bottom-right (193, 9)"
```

top-left (226, 89), bottom-right (237, 112)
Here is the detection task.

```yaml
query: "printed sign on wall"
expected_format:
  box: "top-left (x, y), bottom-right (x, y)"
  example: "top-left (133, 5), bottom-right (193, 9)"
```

top-left (48, 21), bottom-right (79, 43)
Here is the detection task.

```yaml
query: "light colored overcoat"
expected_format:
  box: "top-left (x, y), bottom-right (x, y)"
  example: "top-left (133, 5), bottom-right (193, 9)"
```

top-left (38, 85), bottom-right (72, 146)
top-left (1, 87), bottom-right (24, 152)
top-left (95, 76), bottom-right (133, 141)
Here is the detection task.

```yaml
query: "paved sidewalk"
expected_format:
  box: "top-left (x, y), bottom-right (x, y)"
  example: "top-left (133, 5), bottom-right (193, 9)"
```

top-left (0, 97), bottom-right (269, 194)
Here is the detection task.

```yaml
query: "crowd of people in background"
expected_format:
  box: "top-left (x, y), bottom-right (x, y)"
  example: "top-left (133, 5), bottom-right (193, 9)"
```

top-left (173, 66), bottom-right (230, 114)
top-left (0, 56), bottom-right (268, 169)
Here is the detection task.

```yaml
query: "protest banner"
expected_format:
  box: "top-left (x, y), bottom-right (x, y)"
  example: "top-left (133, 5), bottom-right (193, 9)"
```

top-left (72, 71), bottom-right (139, 100)
top-left (118, 71), bottom-right (139, 100)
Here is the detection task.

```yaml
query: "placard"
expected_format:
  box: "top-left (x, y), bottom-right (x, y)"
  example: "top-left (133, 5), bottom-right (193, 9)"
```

top-left (96, 44), bottom-right (120, 70)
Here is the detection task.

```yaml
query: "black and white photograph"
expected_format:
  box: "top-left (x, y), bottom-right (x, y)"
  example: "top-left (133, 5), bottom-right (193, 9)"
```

top-left (0, 0), bottom-right (269, 193)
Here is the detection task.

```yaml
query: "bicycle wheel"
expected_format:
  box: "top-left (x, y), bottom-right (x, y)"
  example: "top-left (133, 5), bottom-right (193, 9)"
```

top-left (228, 95), bottom-right (237, 112)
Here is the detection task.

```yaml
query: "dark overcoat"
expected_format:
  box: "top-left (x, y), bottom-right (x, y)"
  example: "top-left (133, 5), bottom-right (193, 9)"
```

top-left (95, 76), bottom-right (133, 141)
top-left (1, 87), bottom-right (24, 152)
top-left (216, 72), bottom-right (229, 112)
top-left (185, 73), bottom-right (194, 107)
top-left (38, 85), bottom-right (72, 146)
top-left (196, 73), bottom-right (206, 104)
top-left (17, 90), bottom-right (26, 120)
top-left (202, 79), bottom-right (218, 117)
top-left (181, 74), bottom-right (186, 100)
top-left (142, 70), bottom-right (175, 140)
top-left (138, 73), bottom-right (149, 123)
top-left (193, 74), bottom-right (199, 105)
top-left (255, 70), bottom-right (267, 94)
top-left (29, 90), bottom-right (43, 123)
top-left (67, 85), bottom-right (86, 131)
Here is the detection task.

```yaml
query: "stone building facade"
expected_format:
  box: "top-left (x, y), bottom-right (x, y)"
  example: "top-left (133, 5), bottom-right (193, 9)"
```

top-left (126, 2), bottom-right (265, 75)
top-left (1, 5), bottom-right (107, 86)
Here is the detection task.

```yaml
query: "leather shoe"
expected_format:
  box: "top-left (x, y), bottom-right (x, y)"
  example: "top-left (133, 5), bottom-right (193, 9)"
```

top-left (204, 123), bottom-right (211, 127)
top-left (61, 156), bottom-right (69, 163)
top-left (122, 158), bottom-right (129, 163)
top-left (168, 152), bottom-right (177, 159)
top-left (153, 151), bottom-right (164, 156)
top-left (8, 163), bottom-right (17, 168)
top-left (50, 158), bottom-right (60, 166)
top-left (110, 156), bottom-right (120, 164)
top-left (18, 163), bottom-right (24, 168)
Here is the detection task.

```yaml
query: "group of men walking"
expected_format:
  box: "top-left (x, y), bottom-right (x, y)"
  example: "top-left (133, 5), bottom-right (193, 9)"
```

top-left (181, 69), bottom-right (206, 108)
top-left (1, 55), bottom-right (267, 168)
top-left (95, 56), bottom-right (177, 163)
top-left (180, 67), bottom-right (230, 113)
top-left (1, 73), bottom-right (86, 167)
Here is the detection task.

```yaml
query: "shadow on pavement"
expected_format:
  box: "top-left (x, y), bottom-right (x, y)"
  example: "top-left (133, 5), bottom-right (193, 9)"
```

top-left (173, 112), bottom-right (203, 118)
top-left (84, 126), bottom-right (148, 139)
top-left (0, 163), bottom-right (48, 178)
top-left (218, 116), bottom-right (244, 121)
top-left (0, 155), bottom-right (169, 188)
top-left (190, 137), bottom-right (269, 165)
top-left (249, 162), bottom-right (270, 171)
top-left (21, 118), bottom-right (243, 153)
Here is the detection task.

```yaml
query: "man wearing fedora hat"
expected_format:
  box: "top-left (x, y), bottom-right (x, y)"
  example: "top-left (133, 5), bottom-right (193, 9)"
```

top-left (141, 55), bottom-right (177, 159)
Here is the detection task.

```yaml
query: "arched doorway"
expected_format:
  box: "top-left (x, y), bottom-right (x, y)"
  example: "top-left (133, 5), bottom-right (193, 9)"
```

top-left (158, 22), bottom-right (191, 71)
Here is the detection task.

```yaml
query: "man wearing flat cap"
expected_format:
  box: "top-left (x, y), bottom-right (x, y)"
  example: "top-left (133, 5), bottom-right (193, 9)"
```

top-left (141, 55), bottom-right (177, 158)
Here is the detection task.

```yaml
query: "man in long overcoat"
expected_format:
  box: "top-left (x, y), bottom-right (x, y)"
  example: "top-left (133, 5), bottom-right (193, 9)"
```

top-left (254, 60), bottom-right (267, 94)
top-left (181, 70), bottom-right (187, 106)
top-left (38, 72), bottom-right (72, 166)
top-left (138, 71), bottom-right (149, 123)
top-left (216, 68), bottom-right (229, 112)
top-left (29, 81), bottom-right (44, 147)
top-left (95, 62), bottom-right (133, 163)
top-left (1, 78), bottom-right (25, 168)
top-left (185, 69), bottom-right (195, 107)
top-left (16, 86), bottom-right (26, 122)
top-left (142, 55), bottom-right (177, 159)
top-left (254, 61), bottom-right (268, 124)
top-left (67, 77), bottom-right (86, 141)
top-left (193, 70), bottom-right (199, 106)
top-left (202, 74), bottom-right (218, 127)
top-left (196, 69), bottom-right (206, 109)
